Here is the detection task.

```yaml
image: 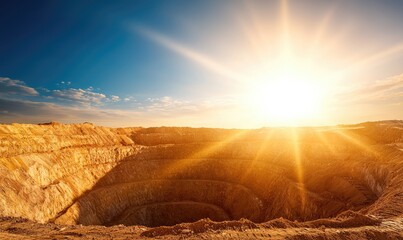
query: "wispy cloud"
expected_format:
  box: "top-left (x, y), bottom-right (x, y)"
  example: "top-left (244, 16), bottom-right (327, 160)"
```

top-left (108, 95), bottom-right (121, 102)
top-left (0, 97), bottom-right (127, 124)
top-left (123, 96), bottom-right (135, 102)
top-left (57, 81), bottom-right (71, 86)
top-left (0, 76), bottom-right (240, 127)
top-left (0, 96), bottom-right (239, 127)
top-left (0, 77), bottom-right (39, 96)
top-left (4, 73), bottom-right (400, 128)
top-left (52, 88), bottom-right (107, 105)
top-left (336, 73), bottom-right (403, 104)
top-left (361, 74), bottom-right (403, 97)
top-left (146, 96), bottom-right (190, 111)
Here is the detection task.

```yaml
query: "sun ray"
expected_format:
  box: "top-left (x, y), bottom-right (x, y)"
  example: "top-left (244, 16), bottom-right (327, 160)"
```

top-left (290, 128), bottom-right (306, 210)
top-left (307, 9), bottom-right (335, 59)
top-left (238, 0), bottom-right (269, 59)
top-left (331, 41), bottom-right (403, 82)
top-left (129, 1), bottom-right (403, 127)
top-left (156, 129), bottom-right (251, 179)
top-left (352, 42), bottom-right (403, 69)
top-left (133, 25), bottom-right (245, 84)
top-left (331, 128), bottom-right (379, 156)
top-left (239, 128), bottom-right (276, 183)
top-left (280, 0), bottom-right (291, 63)
top-left (313, 129), bottom-right (338, 156)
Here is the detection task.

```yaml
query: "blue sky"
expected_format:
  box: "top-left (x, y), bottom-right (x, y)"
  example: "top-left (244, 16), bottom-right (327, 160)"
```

top-left (1, 0), bottom-right (403, 127)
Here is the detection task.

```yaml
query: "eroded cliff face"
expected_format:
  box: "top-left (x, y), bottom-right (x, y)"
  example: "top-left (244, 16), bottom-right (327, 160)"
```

top-left (0, 123), bottom-right (143, 222)
top-left (0, 122), bottom-right (402, 228)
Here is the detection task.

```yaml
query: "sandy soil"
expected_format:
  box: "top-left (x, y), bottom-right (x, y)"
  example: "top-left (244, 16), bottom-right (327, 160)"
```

top-left (0, 215), bottom-right (402, 239)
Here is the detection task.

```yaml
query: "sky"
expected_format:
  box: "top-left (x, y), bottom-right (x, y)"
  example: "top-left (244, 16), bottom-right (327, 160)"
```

top-left (1, 0), bottom-right (403, 128)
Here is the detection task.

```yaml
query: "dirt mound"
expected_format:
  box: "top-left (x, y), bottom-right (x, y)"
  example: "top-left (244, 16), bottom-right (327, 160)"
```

top-left (37, 121), bottom-right (61, 126)
top-left (141, 218), bottom-right (258, 237)
top-left (262, 211), bottom-right (381, 229)
top-left (142, 211), bottom-right (382, 237)
top-left (1, 215), bottom-right (401, 239)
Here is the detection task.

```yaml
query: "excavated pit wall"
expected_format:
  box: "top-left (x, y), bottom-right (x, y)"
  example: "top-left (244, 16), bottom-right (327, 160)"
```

top-left (0, 122), bottom-right (402, 227)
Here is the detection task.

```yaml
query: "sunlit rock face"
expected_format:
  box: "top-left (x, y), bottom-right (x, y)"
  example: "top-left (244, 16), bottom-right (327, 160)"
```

top-left (0, 121), bottom-right (402, 227)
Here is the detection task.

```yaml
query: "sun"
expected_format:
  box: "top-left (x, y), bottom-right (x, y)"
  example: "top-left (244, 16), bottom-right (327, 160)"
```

top-left (245, 69), bottom-right (325, 126)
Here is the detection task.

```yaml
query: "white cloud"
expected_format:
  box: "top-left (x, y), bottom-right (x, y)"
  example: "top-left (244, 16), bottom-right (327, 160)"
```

top-left (0, 98), bottom-right (125, 124)
top-left (124, 97), bottom-right (135, 102)
top-left (362, 74), bottom-right (403, 98)
top-left (0, 76), bottom-right (127, 107)
top-left (335, 73), bottom-right (403, 104)
top-left (60, 81), bottom-right (71, 86)
top-left (109, 95), bottom-right (120, 102)
top-left (0, 77), bottom-right (39, 96)
top-left (38, 87), bottom-right (51, 93)
top-left (52, 88), bottom-right (107, 104)
top-left (0, 76), bottom-right (243, 127)
top-left (145, 96), bottom-right (193, 112)
top-left (0, 97), bottom-right (242, 127)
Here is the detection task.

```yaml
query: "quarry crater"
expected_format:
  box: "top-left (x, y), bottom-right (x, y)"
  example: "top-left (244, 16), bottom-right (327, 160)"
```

top-left (53, 155), bottom-right (385, 228)
top-left (0, 122), bottom-right (402, 231)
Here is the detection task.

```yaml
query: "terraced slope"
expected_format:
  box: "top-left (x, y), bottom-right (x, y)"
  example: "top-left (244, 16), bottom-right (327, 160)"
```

top-left (0, 121), bottom-right (402, 230)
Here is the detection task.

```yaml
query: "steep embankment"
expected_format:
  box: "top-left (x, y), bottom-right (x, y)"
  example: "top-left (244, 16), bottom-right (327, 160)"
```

top-left (0, 123), bottom-right (141, 223)
top-left (0, 121), bottom-right (402, 234)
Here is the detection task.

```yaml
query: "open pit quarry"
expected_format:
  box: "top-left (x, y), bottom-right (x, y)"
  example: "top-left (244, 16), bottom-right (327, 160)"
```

top-left (0, 121), bottom-right (402, 239)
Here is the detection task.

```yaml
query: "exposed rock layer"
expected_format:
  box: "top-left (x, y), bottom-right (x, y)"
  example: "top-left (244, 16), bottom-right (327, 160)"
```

top-left (0, 121), bottom-right (402, 228)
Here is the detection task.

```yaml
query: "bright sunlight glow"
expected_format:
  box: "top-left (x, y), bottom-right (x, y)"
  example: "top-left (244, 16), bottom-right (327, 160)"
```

top-left (134, 0), bottom-right (403, 127)
top-left (245, 65), bottom-right (326, 126)
top-left (238, 0), bottom-right (331, 127)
